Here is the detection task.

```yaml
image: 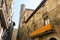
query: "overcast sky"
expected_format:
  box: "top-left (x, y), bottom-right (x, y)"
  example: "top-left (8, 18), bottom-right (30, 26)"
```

top-left (12, 0), bottom-right (42, 29)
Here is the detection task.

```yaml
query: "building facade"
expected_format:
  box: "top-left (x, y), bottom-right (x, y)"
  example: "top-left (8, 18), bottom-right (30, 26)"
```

top-left (17, 4), bottom-right (34, 40)
top-left (0, 0), bottom-right (14, 40)
top-left (18, 0), bottom-right (60, 40)
top-left (11, 29), bottom-right (18, 40)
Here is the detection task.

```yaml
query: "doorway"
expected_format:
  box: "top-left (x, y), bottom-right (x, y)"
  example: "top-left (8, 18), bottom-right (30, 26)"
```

top-left (49, 38), bottom-right (57, 40)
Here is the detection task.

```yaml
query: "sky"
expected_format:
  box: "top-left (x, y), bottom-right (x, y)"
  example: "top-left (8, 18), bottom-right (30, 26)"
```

top-left (12, 0), bottom-right (42, 29)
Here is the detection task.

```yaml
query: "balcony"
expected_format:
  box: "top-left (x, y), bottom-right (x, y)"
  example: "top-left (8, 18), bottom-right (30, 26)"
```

top-left (0, 0), bottom-right (3, 7)
top-left (29, 24), bottom-right (53, 38)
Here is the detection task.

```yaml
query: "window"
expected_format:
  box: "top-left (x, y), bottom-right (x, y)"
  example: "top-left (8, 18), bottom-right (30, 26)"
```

top-left (42, 12), bottom-right (49, 26)
top-left (44, 16), bottom-right (49, 25)
top-left (44, 17), bottom-right (49, 25)
top-left (0, 0), bottom-right (3, 7)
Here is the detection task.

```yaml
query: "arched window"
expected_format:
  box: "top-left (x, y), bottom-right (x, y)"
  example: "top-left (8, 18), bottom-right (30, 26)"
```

top-left (49, 38), bottom-right (57, 40)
